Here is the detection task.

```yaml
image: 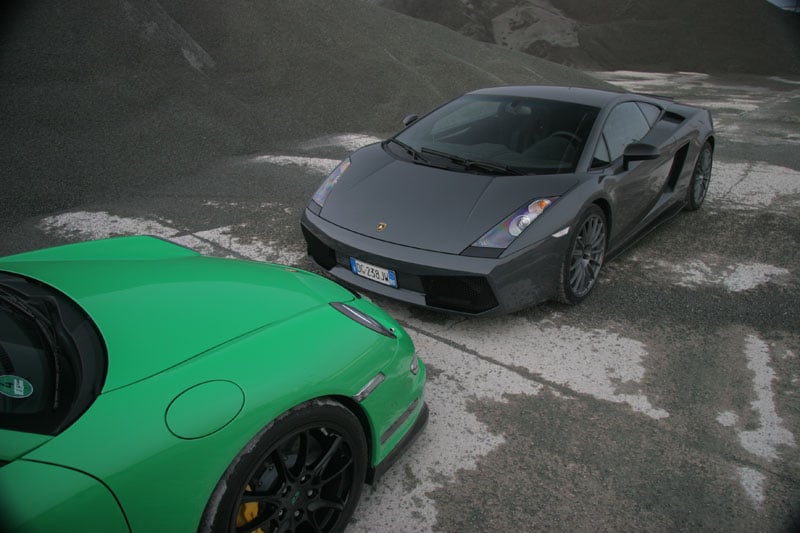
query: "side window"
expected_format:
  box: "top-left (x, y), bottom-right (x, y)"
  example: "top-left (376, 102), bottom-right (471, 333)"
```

top-left (594, 102), bottom-right (652, 164)
top-left (592, 135), bottom-right (611, 167)
top-left (636, 102), bottom-right (661, 126)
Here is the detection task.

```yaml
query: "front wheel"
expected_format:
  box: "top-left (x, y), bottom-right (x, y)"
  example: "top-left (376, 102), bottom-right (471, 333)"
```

top-left (201, 399), bottom-right (368, 533)
top-left (685, 142), bottom-right (713, 211)
top-left (557, 205), bottom-right (607, 305)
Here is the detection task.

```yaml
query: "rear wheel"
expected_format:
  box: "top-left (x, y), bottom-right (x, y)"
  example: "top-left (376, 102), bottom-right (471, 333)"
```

top-left (557, 205), bottom-right (607, 305)
top-left (201, 399), bottom-right (367, 533)
top-left (685, 142), bottom-right (713, 211)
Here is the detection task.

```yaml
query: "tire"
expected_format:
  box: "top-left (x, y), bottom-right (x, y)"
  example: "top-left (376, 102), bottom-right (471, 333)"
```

top-left (685, 142), bottom-right (713, 211)
top-left (200, 399), bottom-right (368, 533)
top-left (557, 205), bottom-right (607, 305)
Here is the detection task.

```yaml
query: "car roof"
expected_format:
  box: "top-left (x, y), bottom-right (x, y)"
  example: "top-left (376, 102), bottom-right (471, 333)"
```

top-left (467, 85), bottom-right (629, 108)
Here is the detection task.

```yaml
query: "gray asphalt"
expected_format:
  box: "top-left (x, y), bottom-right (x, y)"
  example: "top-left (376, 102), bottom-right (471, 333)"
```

top-left (2, 72), bottom-right (799, 531)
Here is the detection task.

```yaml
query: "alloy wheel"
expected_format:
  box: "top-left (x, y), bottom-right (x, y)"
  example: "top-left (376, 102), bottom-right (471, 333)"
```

top-left (235, 427), bottom-right (357, 532)
top-left (569, 213), bottom-right (606, 298)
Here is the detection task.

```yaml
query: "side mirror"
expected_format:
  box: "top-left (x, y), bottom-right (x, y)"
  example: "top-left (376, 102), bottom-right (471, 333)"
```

top-left (622, 143), bottom-right (660, 171)
top-left (402, 114), bottom-right (419, 127)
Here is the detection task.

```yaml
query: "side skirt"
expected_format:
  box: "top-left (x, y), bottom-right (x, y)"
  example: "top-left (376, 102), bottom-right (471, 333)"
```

top-left (605, 200), bottom-right (686, 262)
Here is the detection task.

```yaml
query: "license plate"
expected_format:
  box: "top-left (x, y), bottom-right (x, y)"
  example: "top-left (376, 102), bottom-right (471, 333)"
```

top-left (350, 258), bottom-right (397, 288)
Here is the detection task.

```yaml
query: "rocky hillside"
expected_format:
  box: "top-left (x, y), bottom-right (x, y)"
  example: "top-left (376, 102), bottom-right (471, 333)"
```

top-left (372, 0), bottom-right (800, 74)
top-left (0, 0), bottom-right (612, 219)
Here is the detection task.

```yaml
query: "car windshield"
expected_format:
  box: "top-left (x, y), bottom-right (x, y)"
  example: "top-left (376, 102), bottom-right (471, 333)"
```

top-left (394, 94), bottom-right (599, 175)
top-left (0, 272), bottom-right (106, 435)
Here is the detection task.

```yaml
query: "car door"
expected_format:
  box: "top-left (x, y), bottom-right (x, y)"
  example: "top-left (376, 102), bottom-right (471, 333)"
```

top-left (592, 101), bottom-right (670, 243)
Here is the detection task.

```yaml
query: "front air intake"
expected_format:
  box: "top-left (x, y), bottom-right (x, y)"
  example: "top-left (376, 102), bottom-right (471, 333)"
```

top-left (301, 226), bottom-right (337, 270)
top-left (421, 275), bottom-right (498, 314)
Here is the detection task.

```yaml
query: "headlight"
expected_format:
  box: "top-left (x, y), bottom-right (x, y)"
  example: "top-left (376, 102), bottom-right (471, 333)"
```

top-left (330, 301), bottom-right (396, 339)
top-left (312, 158), bottom-right (350, 207)
top-left (472, 198), bottom-right (554, 249)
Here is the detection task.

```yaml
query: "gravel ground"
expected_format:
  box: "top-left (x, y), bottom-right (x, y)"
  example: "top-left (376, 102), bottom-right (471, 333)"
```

top-left (0, 0), bottom-right (610, 230)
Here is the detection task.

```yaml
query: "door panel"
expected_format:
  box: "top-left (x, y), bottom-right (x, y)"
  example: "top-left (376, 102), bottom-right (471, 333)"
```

top-left (595, 102), bottom-right (671, 241)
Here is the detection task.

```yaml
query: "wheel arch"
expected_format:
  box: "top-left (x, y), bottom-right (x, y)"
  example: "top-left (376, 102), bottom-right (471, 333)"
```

top-left (250, 394), bottom-right (376, 484)
top-left (199, 395), bottom-right (371, 532)
top-left (327, 394), bottom-right (376, 481)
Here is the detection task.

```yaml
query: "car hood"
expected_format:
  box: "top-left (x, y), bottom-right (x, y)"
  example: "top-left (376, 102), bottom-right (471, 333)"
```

top-left (319, 143), bottom-right (578, 254)
top-left (0, 236), bottom-right (354, 392)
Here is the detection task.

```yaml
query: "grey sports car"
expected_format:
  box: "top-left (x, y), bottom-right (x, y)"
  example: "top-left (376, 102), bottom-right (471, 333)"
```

top-left (301, 86), bottom-right (714, 315)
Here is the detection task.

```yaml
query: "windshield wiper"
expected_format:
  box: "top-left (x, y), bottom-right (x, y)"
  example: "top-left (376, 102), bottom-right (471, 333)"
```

top-left (464, 160), bottom-right (524, 175)
top-left (420, 147), bottom-right (466, 165)
top-left (420, 147), bottom-right (523, 175)
top-left (0, 288), bottom-right (57, 354)
top-left (385, 138), bottom-right (430, 164)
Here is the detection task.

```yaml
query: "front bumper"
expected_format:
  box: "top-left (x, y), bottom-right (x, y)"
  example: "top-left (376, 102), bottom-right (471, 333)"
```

top-left (301, 208), bottom-right (567, 315)
top-left (368, 402), bottom-right (429, 484)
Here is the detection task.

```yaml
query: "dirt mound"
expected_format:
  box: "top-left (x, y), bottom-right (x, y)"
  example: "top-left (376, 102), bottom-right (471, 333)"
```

top-left (374, 0), bottom-right (800, 74)
top-left (0, 0), bottom-right (611, 220)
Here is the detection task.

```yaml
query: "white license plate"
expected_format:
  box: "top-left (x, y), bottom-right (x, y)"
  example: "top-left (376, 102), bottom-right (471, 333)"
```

top-left (350, 258), bottom-right (397, 288)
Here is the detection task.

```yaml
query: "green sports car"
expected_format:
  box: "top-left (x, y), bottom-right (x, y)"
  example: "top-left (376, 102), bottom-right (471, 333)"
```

top-left (0, 236), bottom-right (427, 532)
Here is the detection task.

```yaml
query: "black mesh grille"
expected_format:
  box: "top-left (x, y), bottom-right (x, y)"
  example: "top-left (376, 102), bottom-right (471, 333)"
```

top-left (421, 275), bottom-right (498, 314)
top-left (301, 226), bottom-right (337, 270)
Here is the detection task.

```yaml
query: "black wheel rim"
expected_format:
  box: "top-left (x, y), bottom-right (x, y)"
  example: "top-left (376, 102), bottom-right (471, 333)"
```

top-left (693, 148), bottom-right (712, 205)
top-left (569, 214), bottom-right (606, 298)
top-left (234, 427), bottom-right (356, 533)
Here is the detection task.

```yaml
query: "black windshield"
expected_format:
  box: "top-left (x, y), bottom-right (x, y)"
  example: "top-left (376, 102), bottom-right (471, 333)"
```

top-left (394, 94), bottom-right (599, 175)
top-left (0, 272), bottom-right (106, 435)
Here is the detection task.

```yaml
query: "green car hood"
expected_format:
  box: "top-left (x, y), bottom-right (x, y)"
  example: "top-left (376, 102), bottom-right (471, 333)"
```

top-left (0, 236), bottom-right (354, 391)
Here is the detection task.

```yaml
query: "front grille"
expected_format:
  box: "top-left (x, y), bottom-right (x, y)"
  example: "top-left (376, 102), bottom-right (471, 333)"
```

top-left (301, 226), bottom-right (337, 270)
top-left (301, 226), bottom-right (498, 314)
top-left (421, 275), bottom-right (498, 314)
